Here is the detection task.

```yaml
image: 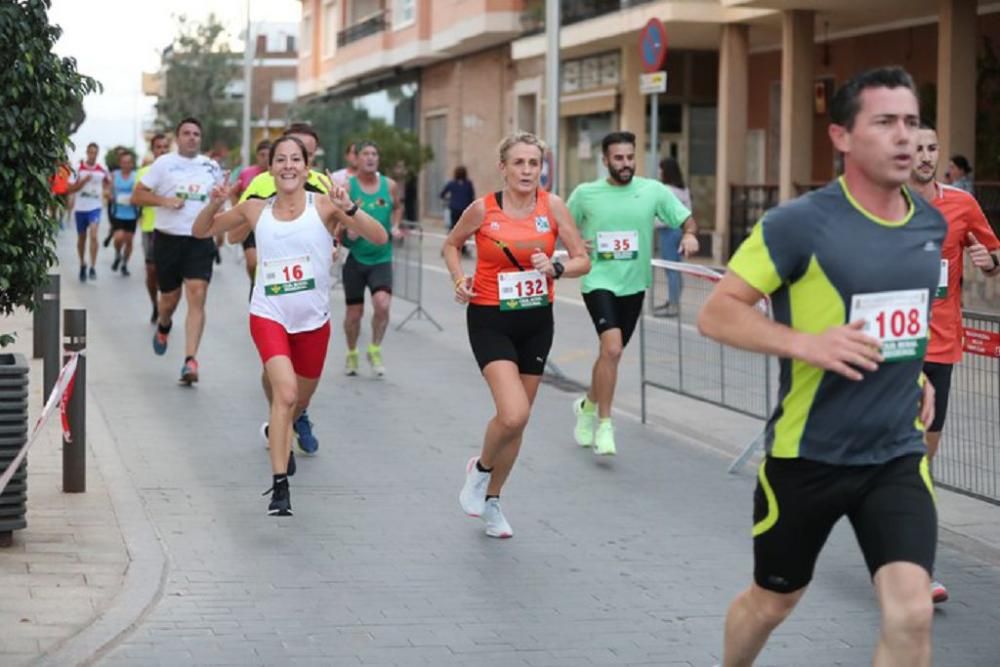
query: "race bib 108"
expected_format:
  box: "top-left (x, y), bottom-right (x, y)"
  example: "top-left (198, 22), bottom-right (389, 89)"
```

top-left (262, 255), bottom-right (316, 296)
top-left (850, 289), bottom-right (929, 362)
top-left (498, 270), bottom-right (548, 311)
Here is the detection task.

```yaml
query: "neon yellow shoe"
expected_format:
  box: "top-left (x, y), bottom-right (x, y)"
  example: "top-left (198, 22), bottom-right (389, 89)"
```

top-left (573, 396), bottom-right (596, 447)
top-left (345, 349), bottom-right (359, 376)
top-left (594, 419), bottom-right (616, 456)
top-left (367, 343), bottom-right (385, 377)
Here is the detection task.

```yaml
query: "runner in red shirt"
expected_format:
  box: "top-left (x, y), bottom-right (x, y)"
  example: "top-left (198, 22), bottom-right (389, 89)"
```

top-left (910, 122), bottom-right (1000, 604)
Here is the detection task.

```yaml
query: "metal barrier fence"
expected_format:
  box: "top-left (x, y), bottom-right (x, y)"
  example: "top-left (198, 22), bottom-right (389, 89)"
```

top-left (640, 261), bottom-right (1000, 504)
top-left (391, 221), bottom-right (442, 331)
top-left (935, 311), bottom-right (1000, 503)
top-left (640, 260), bottom-right (775, 423)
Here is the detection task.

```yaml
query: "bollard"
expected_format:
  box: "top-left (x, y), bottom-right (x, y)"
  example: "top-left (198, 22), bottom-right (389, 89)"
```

top-left (62, 309), bottom-right (86, 493)
top-left (40, 275), bottom-right (60, 398)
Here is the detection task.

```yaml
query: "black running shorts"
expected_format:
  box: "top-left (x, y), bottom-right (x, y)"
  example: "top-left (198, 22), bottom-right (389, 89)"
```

top-left (752, 453), bottom-right (936, 594)
top-left (109, 215), bottom-right (138, 234)
top-left (342, 254), bottom-right (392, 305)
top-left (153, 230), bottom-right (215, 293)
top-left (466, 303), bottom-right (554, 375)
top-left (582, 289), bottom-right (645, 347)
top-left (922, 361), bottom-right (954, 433)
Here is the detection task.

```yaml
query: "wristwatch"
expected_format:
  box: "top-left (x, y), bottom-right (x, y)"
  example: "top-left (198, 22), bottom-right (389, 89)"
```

top-left (552, 260), bottom-right (565, 280)
top-left (345, 203), bottom-right (359, 217)
top-left (991, 254), bottom-right (999, 270)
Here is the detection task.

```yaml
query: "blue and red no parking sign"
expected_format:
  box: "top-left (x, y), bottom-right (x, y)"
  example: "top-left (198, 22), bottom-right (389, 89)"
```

top-left (639, 18), bottom-right (668, 73)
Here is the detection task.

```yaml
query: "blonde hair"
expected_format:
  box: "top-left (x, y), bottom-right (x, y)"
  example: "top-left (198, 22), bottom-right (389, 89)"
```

top-left (497, 131), bottom-right (546, 163)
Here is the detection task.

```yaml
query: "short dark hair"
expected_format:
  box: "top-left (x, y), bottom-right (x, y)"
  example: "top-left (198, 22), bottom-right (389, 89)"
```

top-left (175, 117), bottom-right (202, 134)
top-left (601, 131), bottom-right (636, 156)
top-left (829, 66), bottom-right (917, 129)
top-left (268, 135), bottom-right (309, 166)
top-left (150, 133), bottom-right (167, 149)
top-left (255, 139), bottom-right (271, 153)
top-left (453, 165), bottom-right (467, 181)
top-left (919, 120), bottom-right (936, 132)
top-left (86, 142), bottom-right (98, 150)
top-left (285, 122), bottom-right (319, 143)
top-left (344, 142), bottom-right (356, 155)
top-left (356, 140), bottom-right (379, 154)
top-left (951, 154), bottom-right (973, 174)
top-left (659, 157), bottom-right (685, 189)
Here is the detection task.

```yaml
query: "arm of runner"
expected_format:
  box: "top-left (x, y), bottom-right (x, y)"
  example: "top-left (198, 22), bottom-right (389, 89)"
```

top-left (321, 180), bottom-right (388, 246)
top-left (443, 199), bottom-right (484, 303)
top-left (191, 180), bottom-right (245, 239)
top-left (390, 177), bottom-right (404, 238)
top-left (698, 272), bottom-right (883, 381)
top-left (967, 232), bottom-right (1000, 277)
top-left (919, 373), bottom-right (936, 430)
top-left (131, 182), bottom-right (183, 210)
top-left (65, 173), bottom-right (91, 194)
top-left (678, 216), bottom-right (699, 257)
top-left (538, 194), bottom-right (590, 279)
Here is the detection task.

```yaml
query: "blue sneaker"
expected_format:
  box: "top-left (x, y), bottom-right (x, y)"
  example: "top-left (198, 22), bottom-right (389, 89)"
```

top-left (152, 330), bottom-right (168, 356)
top-left (293, 410), bottom-right (318, 455)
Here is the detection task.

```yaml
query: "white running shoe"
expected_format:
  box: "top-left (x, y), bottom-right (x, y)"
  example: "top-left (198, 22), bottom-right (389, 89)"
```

top-left (572, 396), bottom-right (596, 447)
top-left (931, 580), bottom-right (949, 604)
top-left (481, 498), bottom-right (512, 538)
top-left (459, 456), bottom-right (490, 517)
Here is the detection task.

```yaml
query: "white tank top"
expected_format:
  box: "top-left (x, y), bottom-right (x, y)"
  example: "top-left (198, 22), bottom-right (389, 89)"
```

top-left (249, 193), bottom-right (333, 332)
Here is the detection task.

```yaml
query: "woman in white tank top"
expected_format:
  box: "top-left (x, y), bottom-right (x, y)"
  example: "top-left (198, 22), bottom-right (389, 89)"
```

top-left (193, 136), bottom-right (388, 516)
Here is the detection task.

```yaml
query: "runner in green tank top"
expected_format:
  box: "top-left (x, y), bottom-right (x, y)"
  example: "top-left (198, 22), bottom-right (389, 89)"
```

top-left (341, 141), bottom-right (402, 377)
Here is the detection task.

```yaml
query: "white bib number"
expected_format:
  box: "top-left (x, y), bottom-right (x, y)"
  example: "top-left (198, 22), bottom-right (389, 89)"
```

top-left (498, 270), bottom-right (548, 311)
top-left (115, 194), bottom-right (132, 207)
top-left (262, 255), bottom-right (316, 296)
top-left (935, 259), bottom-right (948, 299)
top-left (596, 230), bottom-right (639, 260)
top-left (850, 289), bottom-right (929, 362)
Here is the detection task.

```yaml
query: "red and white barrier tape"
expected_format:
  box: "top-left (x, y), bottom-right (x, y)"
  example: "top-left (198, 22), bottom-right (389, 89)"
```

top-left (0, 353), bottom-right (81, 495)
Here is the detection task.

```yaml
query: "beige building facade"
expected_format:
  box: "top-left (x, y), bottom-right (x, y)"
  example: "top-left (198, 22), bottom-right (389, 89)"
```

top-left (299, 0), bottom-right (997, 258)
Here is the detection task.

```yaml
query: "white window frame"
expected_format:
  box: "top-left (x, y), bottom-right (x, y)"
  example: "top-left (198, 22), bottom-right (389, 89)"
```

top-left (392, 0), bottom-right (416, 31)
top-left (272, 79), bottom-right (298, 104)
top-left (322, 0), bottom-right (338, 58)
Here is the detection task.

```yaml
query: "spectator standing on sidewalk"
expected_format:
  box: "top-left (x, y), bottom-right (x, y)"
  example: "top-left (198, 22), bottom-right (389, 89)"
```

top-left (944, 154), bottom-right (974, 195)
top-left (654, 157), bottom-right (693, 318)
top-left (440, 165), bottom-right (476, 236)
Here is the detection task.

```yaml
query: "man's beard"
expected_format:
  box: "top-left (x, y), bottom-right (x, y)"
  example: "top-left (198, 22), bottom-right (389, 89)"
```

top-left (609, 165), bottom-right (634, 184)
top-left (912, 164), bottom-right (936, 185)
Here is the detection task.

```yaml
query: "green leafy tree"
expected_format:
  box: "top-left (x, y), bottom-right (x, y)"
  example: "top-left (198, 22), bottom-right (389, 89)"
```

top-left (290, 99), bottom-right (371, 170)
top-left (0, 0), bottom-right (99, 346)
top-left (363, 119), bottom-right (433, 178)
top-left (156, 14), bottom-right (240, 153)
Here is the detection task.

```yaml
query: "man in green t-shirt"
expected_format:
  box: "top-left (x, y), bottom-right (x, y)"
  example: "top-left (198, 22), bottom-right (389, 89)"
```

top-left (342, 140), bottom-right (402, 378)
top-left (138, 133), bottom-right (171, 323)
top-left (567, 131), bottom-right (698, 455)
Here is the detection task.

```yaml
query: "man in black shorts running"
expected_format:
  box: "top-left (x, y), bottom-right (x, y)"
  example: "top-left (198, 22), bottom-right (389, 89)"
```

top-left (133, 117), bottom-right (223, 385)
top-left (698, 67), bottom-right (943, 666)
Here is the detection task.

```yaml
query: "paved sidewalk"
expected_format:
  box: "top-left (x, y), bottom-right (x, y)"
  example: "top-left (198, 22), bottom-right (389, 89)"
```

top-left (3, 227), bottom-right (1000, 666)
top-left (0, 307), bottom-right (130, 665)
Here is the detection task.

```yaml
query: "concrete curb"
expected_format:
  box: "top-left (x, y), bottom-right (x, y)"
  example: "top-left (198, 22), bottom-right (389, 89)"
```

top-left (32, 385), bottom-right (168, 667)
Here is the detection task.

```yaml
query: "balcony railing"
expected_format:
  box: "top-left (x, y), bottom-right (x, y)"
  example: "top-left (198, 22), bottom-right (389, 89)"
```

top-left (336, 11), bottom-right (387, 48)
top-left (521, 0), bottom-right (658, 35)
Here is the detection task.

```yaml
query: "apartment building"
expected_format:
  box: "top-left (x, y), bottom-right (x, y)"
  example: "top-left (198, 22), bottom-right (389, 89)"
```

top-left (142, 23), bottom-right (299, 154)
top-left (300, 0), bottom-right (997, 260)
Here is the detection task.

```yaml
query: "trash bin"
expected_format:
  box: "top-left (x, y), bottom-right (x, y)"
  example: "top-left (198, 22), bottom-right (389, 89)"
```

top-left (0, 353), bottom-right (30, 542)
